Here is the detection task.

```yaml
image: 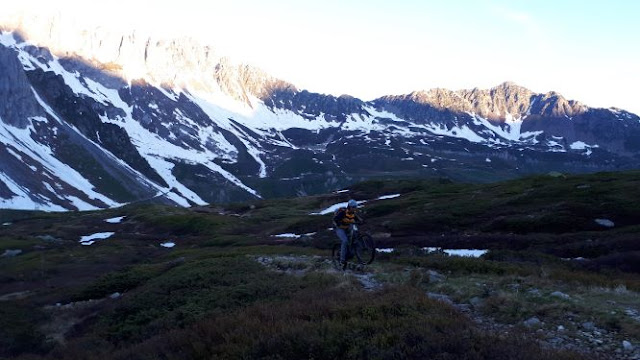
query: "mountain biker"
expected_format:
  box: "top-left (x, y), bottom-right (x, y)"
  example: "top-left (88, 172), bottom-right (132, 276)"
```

top-left (333, 199), bottom-right (363, 269)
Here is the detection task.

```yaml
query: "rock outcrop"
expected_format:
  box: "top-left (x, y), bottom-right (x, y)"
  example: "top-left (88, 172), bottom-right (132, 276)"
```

top-left (0, 45), bottom-right (44, 127)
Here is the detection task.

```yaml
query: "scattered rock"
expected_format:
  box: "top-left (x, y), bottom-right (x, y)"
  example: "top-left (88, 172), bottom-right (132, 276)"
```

top-left (623, 340), bottom-right (634, 351)
top-left (527, 288), bottom-right (541, 296)
top-left (582, 322), bottom-right (596, 331)
top-left (455, 303), bottom-right (471, 312)
top-left (1, 249), bottom-right (22, 257)
top-left (470, 296), bottom-right (484, 307)
top-left (550, 291), bottom-right (570, 300)
top-left (354, 273), bottom-right (381, 291)
top-left (548, 171), bottom-right (566, 178)
top-left (548, 337), bottom-right (565, 346)
top-left (576, 184), bottom-right (591, 189)
top-left (557, 325), bottom-right (565, 331)
top-left (594, 218), bottom-right (615, 228)
top-left (624, 308), bottom-right (640, 324)
top-left (426, 269), bottom-right (445, 283)
top-left (36, 235), bottom-right (62, 243)
top-left (426, 292), bottom-right (453, 305)
top-left (524, 317), bottom-right (542, 328)
top-left (614, 285), bottom-right (628, 294)
top-left (373, 231), bottom-right (391, 238)
top-left (0, 290), bottom-right (32, 301)
top-left (169, 257), bottom-right (186, 266)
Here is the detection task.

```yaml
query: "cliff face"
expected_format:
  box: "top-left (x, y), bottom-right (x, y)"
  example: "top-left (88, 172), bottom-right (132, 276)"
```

top-left (381, 82), bottom-right (588, 121)
top-left (0, 44), bottom-right (44, 128)
top-left (1, 11), bottom-right (289, 106)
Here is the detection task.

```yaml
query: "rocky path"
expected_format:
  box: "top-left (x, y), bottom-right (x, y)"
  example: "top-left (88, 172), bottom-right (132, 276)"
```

top-left (254, 254), bottom-right (639, 359)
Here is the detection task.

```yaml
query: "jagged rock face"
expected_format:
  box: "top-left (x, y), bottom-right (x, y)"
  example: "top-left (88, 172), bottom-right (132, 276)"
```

top-left (262, 88), bottom-right (365, 122)
top-left (0, 45), bottom-right (44, 128)
top-left (2, 14), bottom-right (282, 107)
top-left (380, 82), bottom-right (588, 122)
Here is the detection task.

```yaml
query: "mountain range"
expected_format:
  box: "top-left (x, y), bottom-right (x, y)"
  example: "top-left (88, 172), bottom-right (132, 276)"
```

top-left (1, 19), bottom-right (640, 211)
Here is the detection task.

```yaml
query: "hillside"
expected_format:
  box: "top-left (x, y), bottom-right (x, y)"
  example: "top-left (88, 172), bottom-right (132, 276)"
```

top-left (1, 171), bottom-right (640, 359)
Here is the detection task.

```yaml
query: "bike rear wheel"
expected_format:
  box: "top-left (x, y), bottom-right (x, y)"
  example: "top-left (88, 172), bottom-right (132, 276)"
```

top-left (355, 234), bottom-right (375, 265)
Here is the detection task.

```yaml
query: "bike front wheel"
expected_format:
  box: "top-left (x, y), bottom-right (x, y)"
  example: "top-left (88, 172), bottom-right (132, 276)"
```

top-left (355, 234), bottom-right (375, 265)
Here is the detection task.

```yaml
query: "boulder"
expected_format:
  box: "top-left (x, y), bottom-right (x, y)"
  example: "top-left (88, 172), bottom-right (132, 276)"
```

top-left (524, 317), bottom-right (542, 328)
top-left (550, 291), bottom-right (570, 300)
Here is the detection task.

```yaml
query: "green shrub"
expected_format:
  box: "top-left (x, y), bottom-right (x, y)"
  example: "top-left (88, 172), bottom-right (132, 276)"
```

top-left (72, 262), bottom-right (174, 301)
top-left (96, 286), bottom-right (585, 360)
top-left (89, 256), bottom-right (334, 343)
top-left (392, 253), bottom-right (532, 277)
top-left (0, 302), bottom-right (51, 357)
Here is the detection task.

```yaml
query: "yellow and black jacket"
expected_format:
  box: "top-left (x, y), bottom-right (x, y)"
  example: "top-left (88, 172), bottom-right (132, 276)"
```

top-left (333, 207), bottom-right (359, 229)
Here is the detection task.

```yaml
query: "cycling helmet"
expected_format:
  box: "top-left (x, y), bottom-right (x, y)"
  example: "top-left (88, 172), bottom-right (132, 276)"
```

top-left (347, 199), bottom-right (358, 208)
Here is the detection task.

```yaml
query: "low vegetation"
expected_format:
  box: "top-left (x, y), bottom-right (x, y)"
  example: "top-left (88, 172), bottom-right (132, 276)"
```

top-left (1, 170), bottom-right (639, 359)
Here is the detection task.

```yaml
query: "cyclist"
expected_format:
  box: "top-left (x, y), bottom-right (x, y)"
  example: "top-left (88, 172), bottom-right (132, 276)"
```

top-left (333, 199), bottom-right (363, 269)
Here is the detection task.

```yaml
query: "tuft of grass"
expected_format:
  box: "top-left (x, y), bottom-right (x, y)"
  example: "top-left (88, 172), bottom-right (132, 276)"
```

top-left (0, 302), bottom-right (51, 357)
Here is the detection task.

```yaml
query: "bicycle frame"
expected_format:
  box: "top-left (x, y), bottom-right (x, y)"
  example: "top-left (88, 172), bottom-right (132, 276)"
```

top-left (348, 224), bottom-right (359, 244)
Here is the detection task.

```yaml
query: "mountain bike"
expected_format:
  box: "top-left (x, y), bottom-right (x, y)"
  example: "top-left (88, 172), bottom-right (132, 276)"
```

top-left (332, 223), bottom-right (376, 269)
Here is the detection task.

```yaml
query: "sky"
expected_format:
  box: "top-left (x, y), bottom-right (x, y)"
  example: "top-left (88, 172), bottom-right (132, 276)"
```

top-left (4, 0), bottom-right (640, 114)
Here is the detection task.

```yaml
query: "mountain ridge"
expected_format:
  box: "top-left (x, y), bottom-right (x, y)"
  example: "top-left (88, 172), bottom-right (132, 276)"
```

top-left (378, 81), bottom-right (589, 122)
top-left (1, 23), bottom-right (640, 211)
top-left (0, 15), bottom-right (631, 116)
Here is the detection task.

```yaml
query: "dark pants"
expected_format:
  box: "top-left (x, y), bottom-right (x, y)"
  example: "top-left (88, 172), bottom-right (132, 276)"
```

top-left (335, 226), bottom-right (352, 262)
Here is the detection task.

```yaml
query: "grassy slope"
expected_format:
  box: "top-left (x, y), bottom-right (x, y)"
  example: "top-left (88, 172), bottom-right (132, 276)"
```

top-left (0, 170), bottom-right (639, 359)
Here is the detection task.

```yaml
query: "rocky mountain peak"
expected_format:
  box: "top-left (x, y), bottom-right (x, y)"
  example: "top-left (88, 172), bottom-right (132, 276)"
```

top-left (457, 82), bottom-right (535, 120)
top-left (531, 91), bottom-right (587, 118)
top-left (0, 13), bottom-right (287, 106)
top-left (380, 82), bottom-right (589, 122)
top-left (408, 88), bottom-right (471, 112)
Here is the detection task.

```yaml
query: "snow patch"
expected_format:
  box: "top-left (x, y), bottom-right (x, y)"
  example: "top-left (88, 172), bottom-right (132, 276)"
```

top-left (423, 247), bottom-right (488, 258)
top-left (546, 140), bottom-right (566, 152)
top-left (27, 91), bottom-right (123, 208)
top-left (105, 216), bottom-right (126, 224)
top-left (594, 218), bottom-right (615, 228)
top-left (91, 82), bottom-right (261, 201)
top-left (272, 232), bottom-right (316, 239)
top-left (79, 232), bottom-right (115, 246)
top-left (570, 141), bottom-right (599, 156)
top-left (376, 194), bottom-right (401, 200)
top-left (5, 148), bottom-right (23, 161)
top-left (160, 242), bottom-right (176, 248)
top-left (0, 171), bottom-right (67, 211)
top-left (273, 233), bottom-right (301, 239)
